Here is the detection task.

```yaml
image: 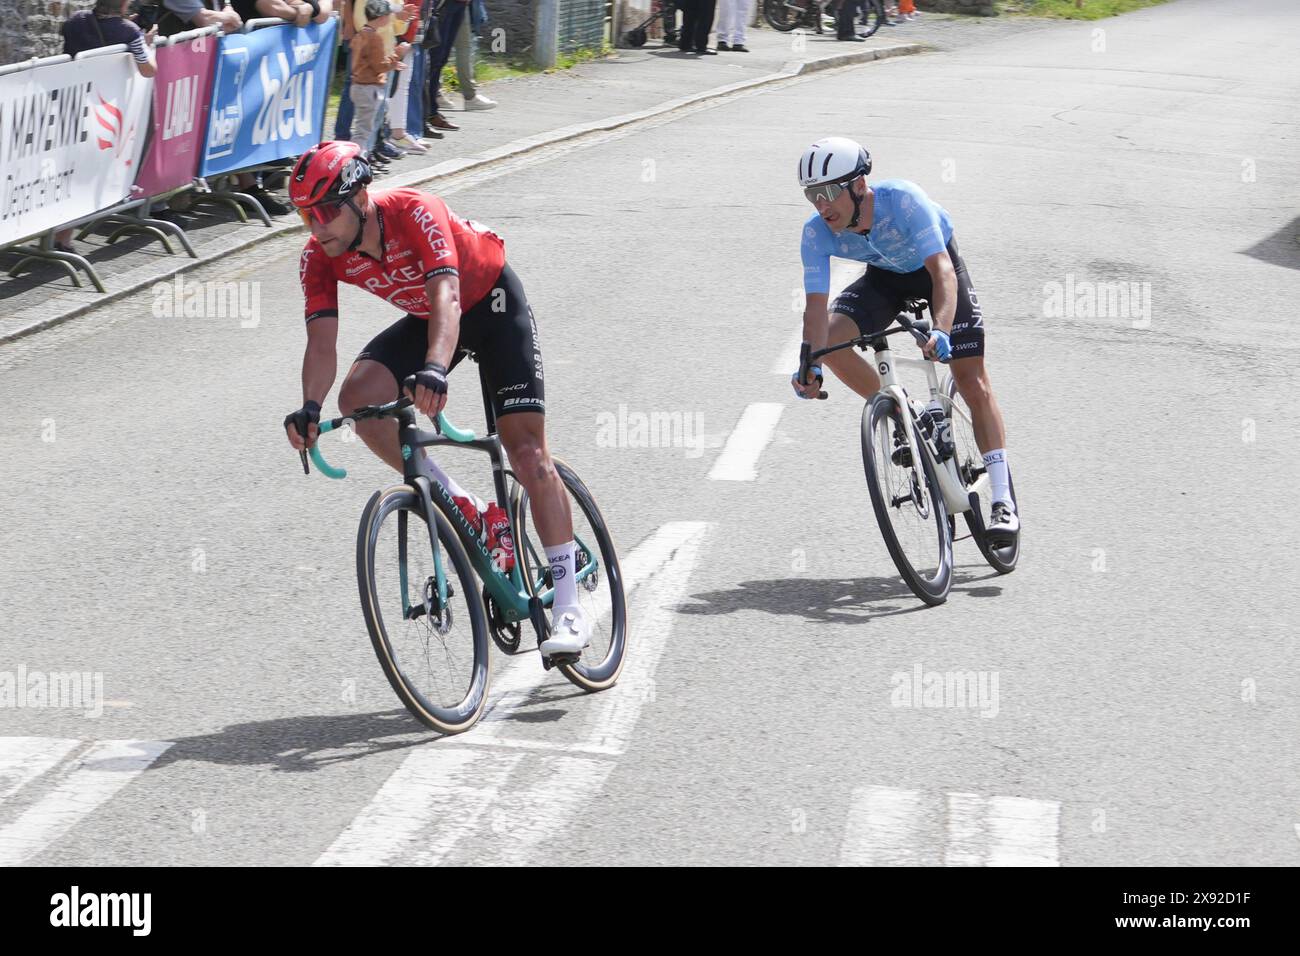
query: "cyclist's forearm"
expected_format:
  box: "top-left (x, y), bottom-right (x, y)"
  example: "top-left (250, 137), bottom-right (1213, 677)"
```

top-left (424, 277), bottom-right (462, 369)
top-left (925, 256), bottom-right (957, 333)
top-left (301, 337), bottom-right (337, 407)
top-left (802, 294), bottom-right (831, 352)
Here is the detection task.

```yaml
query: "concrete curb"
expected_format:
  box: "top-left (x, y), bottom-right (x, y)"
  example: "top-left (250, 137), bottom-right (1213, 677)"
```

top-left (0, 41), bottom-right (928, 346)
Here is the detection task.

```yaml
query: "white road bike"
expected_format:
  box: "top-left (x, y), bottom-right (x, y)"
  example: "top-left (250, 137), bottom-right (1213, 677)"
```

top-left (801, 298), bottom-right (1019, 605)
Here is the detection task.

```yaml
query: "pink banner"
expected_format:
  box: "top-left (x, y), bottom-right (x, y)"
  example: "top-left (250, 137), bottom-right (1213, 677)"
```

top-left (134, 34), bottom-right (218, 197)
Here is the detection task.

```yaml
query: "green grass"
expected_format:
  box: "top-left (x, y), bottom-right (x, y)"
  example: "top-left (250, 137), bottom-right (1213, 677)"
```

top-left (998, 0), bottom-right (1168, 18)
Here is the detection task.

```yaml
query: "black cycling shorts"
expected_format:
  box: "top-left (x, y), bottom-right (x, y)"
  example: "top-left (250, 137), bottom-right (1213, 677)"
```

top-left (830, 237), bottom-right (985, 359)
top-left (355, 262), bottom-right (546, 418)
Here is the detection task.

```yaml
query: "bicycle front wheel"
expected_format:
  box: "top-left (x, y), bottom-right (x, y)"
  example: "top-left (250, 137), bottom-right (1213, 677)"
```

top-left (862, 395), bottom-right (952, 605)
top-left (357, 485), bottom-right (491, 734)
top-left (512, 459), bottom-right (627, 692)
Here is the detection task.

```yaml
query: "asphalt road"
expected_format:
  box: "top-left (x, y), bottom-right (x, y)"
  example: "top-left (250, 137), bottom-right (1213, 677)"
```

top-left (1, 0), bottom-right (1297, 866)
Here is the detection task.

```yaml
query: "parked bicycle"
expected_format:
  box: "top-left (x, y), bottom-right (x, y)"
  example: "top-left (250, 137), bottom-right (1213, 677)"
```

top-left (763, 0), bottom-right (887, 38)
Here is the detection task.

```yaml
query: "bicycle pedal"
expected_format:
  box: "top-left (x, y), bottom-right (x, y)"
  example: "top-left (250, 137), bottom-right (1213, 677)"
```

top-left (543, 652), bottom-right (581, 668)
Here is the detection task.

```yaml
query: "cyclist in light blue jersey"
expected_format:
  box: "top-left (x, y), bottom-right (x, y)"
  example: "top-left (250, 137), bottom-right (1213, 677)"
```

top-left (792, 136), bottom-right (1018, 543)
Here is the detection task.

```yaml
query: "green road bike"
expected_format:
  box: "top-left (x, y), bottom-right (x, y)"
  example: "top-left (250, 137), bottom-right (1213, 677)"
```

top-left (303, 379), bottom-right (627, 735)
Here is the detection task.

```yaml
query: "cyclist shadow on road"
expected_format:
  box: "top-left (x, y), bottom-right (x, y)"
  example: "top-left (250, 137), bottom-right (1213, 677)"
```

top-left (151, 710), bottom-right (449, 774)
top-left (677, 568), bottom-right (1004, 626)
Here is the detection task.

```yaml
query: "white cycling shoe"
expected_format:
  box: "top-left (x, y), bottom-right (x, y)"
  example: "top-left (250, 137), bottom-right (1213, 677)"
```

top-left (539, 605), bottom-right (591, 657)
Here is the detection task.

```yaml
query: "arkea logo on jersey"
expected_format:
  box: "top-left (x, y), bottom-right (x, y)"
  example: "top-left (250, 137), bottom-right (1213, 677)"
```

top-left (408, 204), bottom-right (453, 261)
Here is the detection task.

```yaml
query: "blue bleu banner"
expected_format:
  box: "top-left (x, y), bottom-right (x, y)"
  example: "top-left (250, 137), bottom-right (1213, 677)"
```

top-left (200, 19), bottom-right (337, 177)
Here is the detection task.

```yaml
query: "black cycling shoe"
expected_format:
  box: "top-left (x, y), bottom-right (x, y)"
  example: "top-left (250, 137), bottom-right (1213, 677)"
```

top-left (986, 501), bottom-right (1020, 545)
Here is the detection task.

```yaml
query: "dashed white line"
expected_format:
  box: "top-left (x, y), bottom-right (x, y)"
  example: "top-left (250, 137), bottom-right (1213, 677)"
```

top-left (839, 785), bottom-right (1061, 867)
top-left (707, 403), bottom-right (784, 481)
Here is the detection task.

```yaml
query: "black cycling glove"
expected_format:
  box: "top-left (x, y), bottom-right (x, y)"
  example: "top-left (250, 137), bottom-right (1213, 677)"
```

top-left (403, 362), bottom-right (449, 398)
top-left (284, 400), bottom-right (322, 439)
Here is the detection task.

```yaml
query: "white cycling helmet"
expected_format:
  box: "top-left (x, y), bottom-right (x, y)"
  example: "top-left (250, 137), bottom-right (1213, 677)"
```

top-left (797, 136), bottom-right (872, 188)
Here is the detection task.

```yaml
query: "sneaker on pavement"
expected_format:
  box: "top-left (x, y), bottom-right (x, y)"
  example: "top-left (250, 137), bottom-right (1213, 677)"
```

top-left (422, 122), bottom-right (446, 140)
top-left (986, 501), bottom-right (1020, 544)
top-left (392, 132), bottom-right (428, 154)
top-left (463, 94), bottom-right (497, 111)
top-left (436, 92), bottom-right (456, 112)
top-left (540, 605), bottom-right (591, 657)
top-left (377, 140), bottom-right (403, 159)
top-left (428, 112), bottom-right (459, 131)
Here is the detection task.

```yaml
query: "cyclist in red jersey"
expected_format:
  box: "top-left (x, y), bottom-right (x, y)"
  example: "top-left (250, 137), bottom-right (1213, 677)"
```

top-left (281, 141), bottom-right (590, 658)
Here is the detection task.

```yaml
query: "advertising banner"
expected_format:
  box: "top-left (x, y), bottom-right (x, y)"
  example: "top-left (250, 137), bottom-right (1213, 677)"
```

top-left (0, 53), bottom-right (152, 242)
top-left (200, 19), bottom-right (337, 178)
top-left (135, 34), bottom-right (219, 197)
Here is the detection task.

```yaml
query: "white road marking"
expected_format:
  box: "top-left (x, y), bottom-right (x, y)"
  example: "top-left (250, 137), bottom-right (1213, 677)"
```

top-left (839, 786), bottom-right (1061, 867)
top-left (0, 739), bottom-right (172, 866)
top-left (473, 521), bottom-right (709, 751)
top-left (0, 737), bottom-right (80, 803)
top-left (707, 403), bottom-right (784, 481)
top-left (315, 749), bottom-right (522, 867)
top-left (571, 522), bottom-right (707, 755)
top-left (317, 521), bottom-right (711, 865)
top-left (471, 756), bottom-right (614, 867)
top-left (839, 786), bottom-right (929, 866)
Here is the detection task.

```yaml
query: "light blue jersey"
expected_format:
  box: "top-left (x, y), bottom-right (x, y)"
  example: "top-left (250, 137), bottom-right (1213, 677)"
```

top-left (800, 179), bottom-right (954, 294)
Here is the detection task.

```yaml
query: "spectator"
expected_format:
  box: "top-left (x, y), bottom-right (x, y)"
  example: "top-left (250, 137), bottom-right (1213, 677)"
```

top-left (228, 0), bottom-right (334, 27)
top-left (899, 0), bottom-right (917, 20)
top-left (677, 1), bottom-right (716, 56)
top-left (135, 0), bottom-right (242, 36)
top-left (837, 0), bottom-right (862, 41)
top-left (425, 0), bottom-right (468, 134)
top-left (715, 0), bottom-right (751, 52)
top-left (387, 3), bottom-right (428, 152)
top-left (447, 0), bottom-right (494, 110)
top-left (55, 0), bottom-right (158, 252)
top-left (350, 0), bottom-right (407, 167)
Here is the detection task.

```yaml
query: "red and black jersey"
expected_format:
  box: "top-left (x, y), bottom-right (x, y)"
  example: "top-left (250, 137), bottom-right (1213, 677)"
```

top-left (300, 188), bottom-right (506, 324)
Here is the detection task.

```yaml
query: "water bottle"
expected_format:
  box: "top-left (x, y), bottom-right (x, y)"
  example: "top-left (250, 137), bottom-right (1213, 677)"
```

top-left (924, 399), bottom-right (953, 461)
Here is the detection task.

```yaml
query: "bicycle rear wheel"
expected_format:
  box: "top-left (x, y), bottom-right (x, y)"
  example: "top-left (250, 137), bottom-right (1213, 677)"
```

top-left (357, 485), bottom-right (491, 734)
top-left (512, 459), bottom-right (627, 692)
top-left (862, 394), bottom-right (952, 605)
top-left (943, 377), bottom-right (1019, 574)
top-left (763, 0), bottom-right (803, 31)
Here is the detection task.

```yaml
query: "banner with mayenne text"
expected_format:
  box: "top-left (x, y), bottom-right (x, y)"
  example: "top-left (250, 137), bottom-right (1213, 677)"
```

top-left (135, 34), bottom-right (219, 197)
top-left (0, 54), bottom-right (152, 242)
top-left (200, 19), bottom-right (337, 178)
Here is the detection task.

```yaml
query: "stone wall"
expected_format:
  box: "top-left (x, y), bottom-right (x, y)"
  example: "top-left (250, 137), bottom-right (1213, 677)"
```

top-left (482, 0), bottom-right (535, 58)
top-left (1, 0), bottom-right (95, 68)
top-left (915, 0), bottom-right (998, 15)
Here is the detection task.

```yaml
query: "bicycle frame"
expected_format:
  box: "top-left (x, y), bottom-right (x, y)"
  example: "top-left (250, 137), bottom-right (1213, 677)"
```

top-left (808, 306), bottom-right (990, 519)
top-left (308, 377), bottom-right (601, 629)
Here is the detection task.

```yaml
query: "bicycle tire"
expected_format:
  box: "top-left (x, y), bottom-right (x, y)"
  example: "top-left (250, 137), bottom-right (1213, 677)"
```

top-left (357, 485), bottom-right (491, 734)
top-left (512, 459), bottom-right (628, 692)
top-left (763, 0), bottom-right (803, 32)
top-left (859, 0), bottom-right (886, 38)
top-left (943, 376), bottom-right (1019, 574)
top-left (862, 394), bottom-right (953, 605)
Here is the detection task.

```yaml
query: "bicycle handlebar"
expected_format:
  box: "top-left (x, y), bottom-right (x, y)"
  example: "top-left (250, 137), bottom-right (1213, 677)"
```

top-left (298, 397), bottom-right (481, 479)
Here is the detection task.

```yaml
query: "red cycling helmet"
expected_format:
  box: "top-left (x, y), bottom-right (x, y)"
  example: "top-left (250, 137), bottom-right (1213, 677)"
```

top-left (289, 140), bottom-right (372, 209)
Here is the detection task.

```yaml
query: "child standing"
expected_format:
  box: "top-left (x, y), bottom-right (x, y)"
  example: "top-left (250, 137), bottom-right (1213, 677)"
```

top-left (349, 0), bottom-right (408, 163)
